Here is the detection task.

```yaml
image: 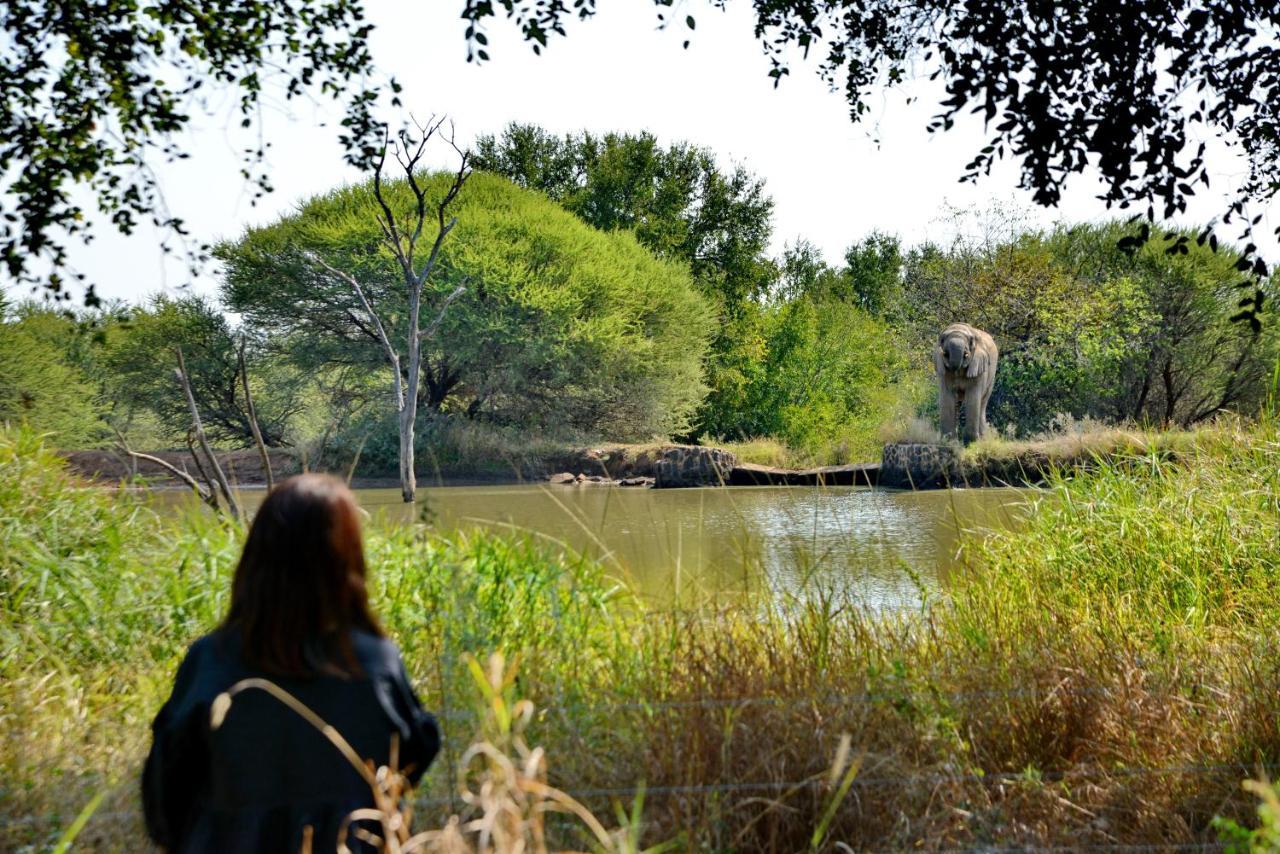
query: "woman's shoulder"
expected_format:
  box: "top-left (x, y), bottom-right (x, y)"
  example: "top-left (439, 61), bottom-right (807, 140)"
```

top-left (350, 629), bottom-right (406, 678)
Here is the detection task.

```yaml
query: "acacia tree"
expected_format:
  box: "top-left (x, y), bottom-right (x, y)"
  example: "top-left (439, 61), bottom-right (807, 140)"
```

top-left (474, 123), bottom-right (775, 315)
top-left (220, 172), bottom-right (714, 455)
top-left (305, 119), bottom-right (470, 503)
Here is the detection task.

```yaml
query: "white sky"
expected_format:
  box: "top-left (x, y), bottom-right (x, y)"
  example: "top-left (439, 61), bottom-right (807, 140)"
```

top-left (54, 1), bottom-right (1279, 304)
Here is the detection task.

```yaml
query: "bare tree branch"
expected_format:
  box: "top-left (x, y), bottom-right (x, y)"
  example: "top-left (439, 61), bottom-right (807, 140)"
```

top-left (113, 426), bottom-right (217, 509)
top-left (176, 347), bottom-right (242, 523)
top-left (305, 250), bottom-right (404, 408)
top-left (238, 337), bottom-right (275, 491)
top-left (420, 283), bottom-right (467, 340)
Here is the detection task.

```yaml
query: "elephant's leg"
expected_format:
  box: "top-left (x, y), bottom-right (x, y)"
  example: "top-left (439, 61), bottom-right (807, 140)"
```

top-left (939, 386), bottom-right (957, 439)
top-left (978, 384), bottom-right (993, 438)
top-left (963, 387), bottom-right (984, 442)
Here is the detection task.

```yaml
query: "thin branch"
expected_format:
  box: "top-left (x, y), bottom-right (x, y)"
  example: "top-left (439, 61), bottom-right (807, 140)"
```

top-left (185, 429), bottom-right (219, 505)
top-left (371, 133), bottom-right (410, 281)
top-left (131, 452), bottom-right (215, 504)
top-left (176, 347), bottom-right (242, 523)
top-left (112, 426), bottom-right (216, 509)
top-left (305, 250), bottom-right (404, 409)
top-left (419, 283), bottom-right (467, 340)
top-left (238, 337), bottom-right (275, 491)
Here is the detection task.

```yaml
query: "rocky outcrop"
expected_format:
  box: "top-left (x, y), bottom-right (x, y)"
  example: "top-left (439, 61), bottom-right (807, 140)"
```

top-left (727, 462), bottom-right (878, 487)
top-left (879, 443), bottom-right (961, 489)
top-left (879, 442), bottom-right (1097, 489)
top-left (653, 446), bottom-right (738, 488)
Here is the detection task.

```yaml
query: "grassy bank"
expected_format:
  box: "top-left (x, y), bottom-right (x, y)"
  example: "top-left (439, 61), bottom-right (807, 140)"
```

top-left (3, 420), bottom-right (1280, 849)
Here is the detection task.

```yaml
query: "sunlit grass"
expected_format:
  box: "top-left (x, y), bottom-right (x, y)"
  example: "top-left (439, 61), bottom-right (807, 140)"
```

top-left (3, 419), bottom-right (1280, 849)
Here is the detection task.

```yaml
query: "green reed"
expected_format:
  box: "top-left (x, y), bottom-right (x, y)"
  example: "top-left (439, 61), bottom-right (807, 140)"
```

top-left (3, 419), bottom-right (1279, 850)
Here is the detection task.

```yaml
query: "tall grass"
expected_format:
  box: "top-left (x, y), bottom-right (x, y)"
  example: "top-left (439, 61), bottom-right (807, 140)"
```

top-left (3, 420), bottom-right (1280, 849)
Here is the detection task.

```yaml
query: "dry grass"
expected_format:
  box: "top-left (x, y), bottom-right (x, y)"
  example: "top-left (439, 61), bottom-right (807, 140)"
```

top-left (5, 420), bottom-right (1280, 850)
top-left (712, 436), bottom-right (796, 468)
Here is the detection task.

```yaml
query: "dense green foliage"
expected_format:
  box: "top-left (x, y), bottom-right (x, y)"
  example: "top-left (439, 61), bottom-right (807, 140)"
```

top-left (702, 292), bottom-right (911, 460)
top-left (218, 171), bottom-right (713, 444)
top-left (0, 305), bottom-right (102, 445)
top-left (103, 295), bottom-right (304, 447)
top-left (900, 218), bottom-right (1280, 435)
top-left (474, 124), bottom-right (775, 316)
top-left (5, 420), bottom-right (1280, 847)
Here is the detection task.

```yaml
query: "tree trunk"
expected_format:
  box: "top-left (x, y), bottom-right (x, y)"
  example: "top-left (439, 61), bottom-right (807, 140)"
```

top-left (1161, 358), bottom-right (1178, 428)
top-left (238, 338), bottom-right (274, 491)
top-left (399, 286), bottom-right (423, 503)
top-left (176, 348), bottom-right (242, 523)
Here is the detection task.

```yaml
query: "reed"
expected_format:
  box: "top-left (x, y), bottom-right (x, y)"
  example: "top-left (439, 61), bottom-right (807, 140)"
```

top-left (3, 418), bottom-right (1279, 849)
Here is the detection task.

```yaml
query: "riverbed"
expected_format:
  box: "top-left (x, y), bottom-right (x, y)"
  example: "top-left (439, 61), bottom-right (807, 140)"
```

top-left (159, 483), bottom-right (1033, 609)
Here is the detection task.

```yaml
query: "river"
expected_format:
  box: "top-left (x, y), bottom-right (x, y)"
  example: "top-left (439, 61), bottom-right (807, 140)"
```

top-left (176, 483), bottom-right (1034, 609)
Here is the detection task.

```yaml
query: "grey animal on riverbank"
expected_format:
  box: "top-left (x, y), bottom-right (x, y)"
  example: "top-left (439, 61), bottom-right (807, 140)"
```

top-left (935, 322), bottom-right (998, 443)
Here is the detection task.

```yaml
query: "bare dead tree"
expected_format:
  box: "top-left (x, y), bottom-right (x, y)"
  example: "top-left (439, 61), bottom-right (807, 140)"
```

top-left (305, 115), bottom-right (471, 503)
top-left (176, 347), bottom-right (242, 522)
top-left (112, 426), bottom-right (219, 512)
top-left (237, 337), bottom-right (275, 491)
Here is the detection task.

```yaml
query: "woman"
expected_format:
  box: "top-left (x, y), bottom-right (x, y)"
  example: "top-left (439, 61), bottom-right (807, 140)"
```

top-left (143, 474), bottom-right (440, 852)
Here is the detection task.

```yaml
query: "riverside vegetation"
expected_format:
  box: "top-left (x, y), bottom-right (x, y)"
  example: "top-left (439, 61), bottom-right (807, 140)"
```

top-left (4, 131), bottom-right (1278, 474)
top-left (4, 415), bottom-right (1280, 850)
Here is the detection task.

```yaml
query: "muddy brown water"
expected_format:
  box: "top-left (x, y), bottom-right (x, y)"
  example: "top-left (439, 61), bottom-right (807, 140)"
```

top-left (154, 483), bottom-right (1034, 609)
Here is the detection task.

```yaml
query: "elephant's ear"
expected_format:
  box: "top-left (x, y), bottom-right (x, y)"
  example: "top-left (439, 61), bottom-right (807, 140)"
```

top-left (966, 341), bottom-right (990, 379)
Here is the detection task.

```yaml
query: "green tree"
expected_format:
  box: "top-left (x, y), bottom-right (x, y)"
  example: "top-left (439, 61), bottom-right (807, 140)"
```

top-left (1048, 222), bottom-right (1280, 427)
top-left (104, 295), bottom-right (303, 446)
top-left (738, 297), bottom-right (907, 457)
top-left (0, 304), bottom-right (102, 446)
top-left (474, 123), bottom-right (775, 316)
top-left (219, 171), bottom-right (713, 446)
top-left (840, 233), bottom-right (904, 319)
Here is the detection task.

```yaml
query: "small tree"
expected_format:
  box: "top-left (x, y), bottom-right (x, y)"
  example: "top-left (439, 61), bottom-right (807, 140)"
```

top-left (104, 295), bottom-right (302, 447)
top-left (305, 118), bottom-right (470, 503)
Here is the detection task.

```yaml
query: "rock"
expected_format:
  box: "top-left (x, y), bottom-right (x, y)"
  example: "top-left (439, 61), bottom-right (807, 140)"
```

top-left (654, 446), bottom-right (738, 488)
top-left (879, 443), bottom-right (960, 489)
top-left (548, 472), bottom-right (576, 485)
top-left (618, 476), bottom-right (653, 487)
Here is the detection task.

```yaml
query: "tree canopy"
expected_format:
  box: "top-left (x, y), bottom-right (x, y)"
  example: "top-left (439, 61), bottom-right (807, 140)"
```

top-left (901, 219), bottom-right (1279, 432)
top-left (462, 1), bottom-right (1279, 321)
top-left (474, 123), bottom-right (775, 315)
top-left (1, 0), bottom-right (383, 302)
top-left (219, 171), bottom-right (714, 440)
top-left (102, 296), bottom-right (303, 447)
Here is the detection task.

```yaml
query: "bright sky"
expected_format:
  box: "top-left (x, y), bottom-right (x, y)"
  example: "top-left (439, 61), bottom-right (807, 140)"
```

top-left (59, 1), bottom-right (1279, 304)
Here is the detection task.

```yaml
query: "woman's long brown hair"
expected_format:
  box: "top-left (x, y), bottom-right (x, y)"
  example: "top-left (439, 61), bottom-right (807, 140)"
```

top-left (223, 474), bottom-right (383, 678)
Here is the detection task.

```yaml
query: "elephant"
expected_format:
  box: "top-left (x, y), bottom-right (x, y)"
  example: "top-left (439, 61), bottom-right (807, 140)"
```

top-left (935, 322), bottom-right (998, 443)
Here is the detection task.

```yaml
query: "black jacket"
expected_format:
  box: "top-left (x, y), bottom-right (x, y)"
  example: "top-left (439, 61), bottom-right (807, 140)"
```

top-left (142, 629), bottom-right (440, 853)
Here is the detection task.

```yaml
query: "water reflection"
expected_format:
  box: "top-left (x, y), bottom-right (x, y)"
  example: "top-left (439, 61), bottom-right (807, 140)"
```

top-left (195, 483), bottom-right (1032, 609)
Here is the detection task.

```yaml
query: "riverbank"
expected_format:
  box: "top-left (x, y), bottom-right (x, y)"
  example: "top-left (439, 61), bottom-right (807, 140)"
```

top-left (6, 419), bottom-right (1279, 849)
top-left (60, 423), bottom-right (1197, 492)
